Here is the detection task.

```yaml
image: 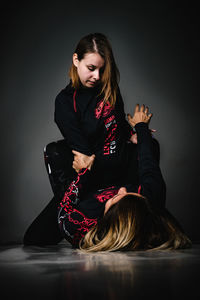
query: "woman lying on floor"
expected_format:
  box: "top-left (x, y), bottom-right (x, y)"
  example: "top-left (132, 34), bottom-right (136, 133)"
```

top-left (23, 104), bottom-right (191, 251)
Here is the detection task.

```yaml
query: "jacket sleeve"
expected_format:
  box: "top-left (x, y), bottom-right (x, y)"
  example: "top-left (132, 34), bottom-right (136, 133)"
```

top-left (54, 92), bottom-right (92, 155)
top-left (115, 87), bottom-right (135, 140)
top-left (135, 122), bottom-right (166, 208)
top-left (58, 168), bottom-right (97, 246)
top-left (58, 168), bottom-right (90, 209)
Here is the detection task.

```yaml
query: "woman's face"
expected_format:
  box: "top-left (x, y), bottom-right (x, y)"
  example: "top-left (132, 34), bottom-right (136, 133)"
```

top-left (104, 187), bottom-right (144, 214)
top-left (73, 52), bottom-right (105, 88)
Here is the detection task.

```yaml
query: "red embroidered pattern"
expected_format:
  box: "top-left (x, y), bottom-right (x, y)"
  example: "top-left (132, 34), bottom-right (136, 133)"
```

top-left (94, 98), bottom-right (118, 156)
top-left (58, 168), bottom-right (97, 245)
top-left (73, 90), bottom-right (77, 112)
top-left (67, 210), bottom-right (97, 245)
top-left (94, 188), bottom-right (118, 203)
top-left (59, 168), bottom-right (88, 210)
top-left (95, 99), bottom-right (112, 119)
top-left (68, 211), bottom-right (97, 229)
top-left (104, 115), bottom-right (115, 126)
top-left (138, 185), bottom-right (142, 194)
top-left (72, 214), bottom-right (97, 246)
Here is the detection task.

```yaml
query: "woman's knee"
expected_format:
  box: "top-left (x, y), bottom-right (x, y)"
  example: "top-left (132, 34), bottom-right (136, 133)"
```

top-left (44, 140), bottom-right (73, 170)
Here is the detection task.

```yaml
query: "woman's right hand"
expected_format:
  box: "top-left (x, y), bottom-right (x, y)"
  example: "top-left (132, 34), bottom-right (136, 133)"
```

top-left (127, 104), bottom-right (152, 128)
top-left (72, 150), bottom-right (95, 173)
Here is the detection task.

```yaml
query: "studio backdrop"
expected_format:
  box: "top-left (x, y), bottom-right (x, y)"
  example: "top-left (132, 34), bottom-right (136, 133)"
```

top-left (1, 1), bottom-right (199, 244)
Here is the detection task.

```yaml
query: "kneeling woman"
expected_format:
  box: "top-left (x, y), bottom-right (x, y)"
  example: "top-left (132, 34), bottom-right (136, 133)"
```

top-left (56, 104), bottom-right (191, 251)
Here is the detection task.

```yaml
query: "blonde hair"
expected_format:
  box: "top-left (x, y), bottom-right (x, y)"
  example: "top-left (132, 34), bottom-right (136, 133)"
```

top-left (79, 195), bottom-right (192, 252)
top-left (68, 33), bottom-right (120, 107)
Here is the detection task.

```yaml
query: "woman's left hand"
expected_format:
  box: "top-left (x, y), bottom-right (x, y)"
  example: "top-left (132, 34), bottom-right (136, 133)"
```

top-left (72, 150), bottom-right (95, 173)
top-left (127, 104), bottom-right (153, 128)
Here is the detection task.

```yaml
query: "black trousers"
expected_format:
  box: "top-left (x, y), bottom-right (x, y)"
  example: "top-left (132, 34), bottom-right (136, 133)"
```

top-left (23, 138), bottom-right (160, 246)
top-left (23, 140), bottom-right (77, 246)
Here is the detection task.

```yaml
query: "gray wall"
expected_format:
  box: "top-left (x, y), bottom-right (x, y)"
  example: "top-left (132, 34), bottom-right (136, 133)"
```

top-left (1, 1), bottom-right (199, 244)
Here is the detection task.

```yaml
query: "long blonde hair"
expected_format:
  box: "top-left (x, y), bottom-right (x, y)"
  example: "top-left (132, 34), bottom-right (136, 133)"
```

top-left (79, 195), bottom-right (192, 252)
top-left (69, 33), bottom-right (120, 107)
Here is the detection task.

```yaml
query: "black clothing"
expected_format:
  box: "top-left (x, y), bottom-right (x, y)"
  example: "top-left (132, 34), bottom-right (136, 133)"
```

top-left (57, 122), bottom-right (166, 247)
top-left (23, 80), bottom-right (163, 246)
top-left (44, 140), bottom-right (77, 200)
top-left (23, 196), bottom-right (63, 246)
top-left (23, 122), bottom-right (164, 247)
top-left (54, 81), bottom-right (135, 186)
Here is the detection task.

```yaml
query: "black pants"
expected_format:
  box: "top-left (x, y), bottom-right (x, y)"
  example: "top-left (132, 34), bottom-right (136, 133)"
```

top-left (23, 140), bottom-right (76, 246)
top-left (23, 138), bottom-right (160, 246)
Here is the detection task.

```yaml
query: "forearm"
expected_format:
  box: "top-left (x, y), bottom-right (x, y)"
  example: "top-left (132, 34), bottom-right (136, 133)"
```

top-left (58, 168), bottom-right (91, 209)
top-left (57, 168), bottom-right (96, 246)
top-left (135, 122), bottom-right (166, 208)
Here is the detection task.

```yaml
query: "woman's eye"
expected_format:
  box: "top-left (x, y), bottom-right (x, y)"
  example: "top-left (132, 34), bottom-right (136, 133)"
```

top-left (88, 67), bottom-right (94, 71)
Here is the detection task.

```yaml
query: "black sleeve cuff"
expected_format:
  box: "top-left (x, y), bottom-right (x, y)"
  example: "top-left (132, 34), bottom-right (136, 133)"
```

top-left (134, 122), bottom-right (149, 131)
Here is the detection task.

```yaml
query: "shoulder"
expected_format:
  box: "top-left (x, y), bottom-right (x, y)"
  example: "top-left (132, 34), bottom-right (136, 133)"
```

top-left (55, 81), bottom-right (75, 105)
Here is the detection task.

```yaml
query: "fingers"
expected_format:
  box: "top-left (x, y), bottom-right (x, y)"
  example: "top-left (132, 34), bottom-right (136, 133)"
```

top-left (134, 104), bottom-right (139, 114)
top-left (72, 150), bottom-right (95, 158)
top-left (72, 151), bottom-right (96, 173)
top-left (140, 104), bottom-right (145, 112)
top-left (72, 150), bottom-right (82, 156)
top-left (88, 154), bottom-right (95, 168)
top-left (127, 113), bottom-right (132, 121)
top-left (131, 103), bottom-right (153, 126)
top-left (134, 104), bottom-right (151, 115)
top-left (138, 104), bottom-right (152, 119)
top-left (144, 106), bottom-right (149, 114)
top-left (127, 114), bottom-right (134, 123)
top-left (127, 113), bottom-right (136, 128)
top-left (72, 161), bottom-right (79, 173)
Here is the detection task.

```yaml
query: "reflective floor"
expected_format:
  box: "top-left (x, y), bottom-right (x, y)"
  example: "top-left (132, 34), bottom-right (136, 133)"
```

top-left (0, 241), bottom-right (199, 300)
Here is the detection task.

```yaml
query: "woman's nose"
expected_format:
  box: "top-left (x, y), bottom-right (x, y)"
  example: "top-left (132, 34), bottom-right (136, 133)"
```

top-left (93, 69), bottom-right (100, 81)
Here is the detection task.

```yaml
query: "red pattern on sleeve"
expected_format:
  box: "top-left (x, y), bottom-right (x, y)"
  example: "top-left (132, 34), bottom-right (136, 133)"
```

top-left (94, 187), bottom-right (118, 203)
top-left (58, 168), bottom-right (98, 246)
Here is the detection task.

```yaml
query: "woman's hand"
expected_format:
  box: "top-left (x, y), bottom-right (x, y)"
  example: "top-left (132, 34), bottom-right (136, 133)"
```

top-left (72, 150), bottom-right (95, 173)
top-left (127, 104), bottom-right (152, 128)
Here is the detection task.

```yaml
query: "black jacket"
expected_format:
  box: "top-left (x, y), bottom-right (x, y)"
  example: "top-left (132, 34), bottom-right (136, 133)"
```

top-left (54, 81), bottom-right (134, 184)
top-left (57, 122), bottom-right (166, 247)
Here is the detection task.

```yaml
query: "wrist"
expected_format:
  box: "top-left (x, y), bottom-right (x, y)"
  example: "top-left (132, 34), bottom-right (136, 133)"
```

top-left (135, 122), bottom-right (149, 130)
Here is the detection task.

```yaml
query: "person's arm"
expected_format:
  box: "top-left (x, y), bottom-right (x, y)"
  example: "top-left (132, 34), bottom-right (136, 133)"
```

top-left (54, 91), bottom-right (92, 155)
top-left (58, 152), bottom-right (96, 246)
top-left (128, 104), bottom-right (166, 208)
top-left (58, 168), bottom-right (91, 209)
top-left (135, 122), bottom-right (166, 208)
top-left (58, 168), bottom-right (89, 242)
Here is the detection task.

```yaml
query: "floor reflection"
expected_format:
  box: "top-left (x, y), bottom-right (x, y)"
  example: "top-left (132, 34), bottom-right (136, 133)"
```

top-left (0, 243), bottom-right (199, 300)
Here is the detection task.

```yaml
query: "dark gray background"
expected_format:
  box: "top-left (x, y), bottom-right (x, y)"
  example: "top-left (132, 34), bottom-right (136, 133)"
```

top-left (1, 1), bottom-right (199, 244)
